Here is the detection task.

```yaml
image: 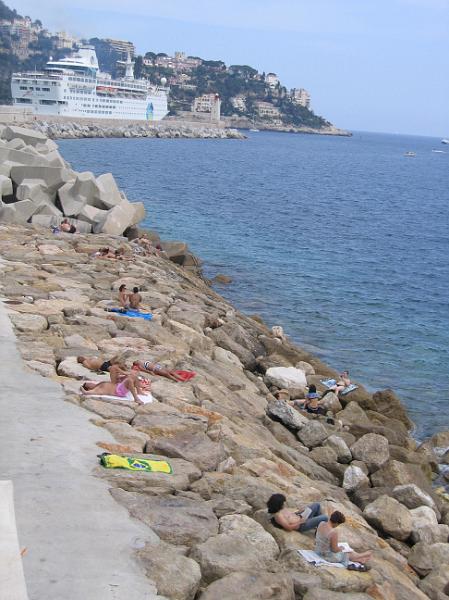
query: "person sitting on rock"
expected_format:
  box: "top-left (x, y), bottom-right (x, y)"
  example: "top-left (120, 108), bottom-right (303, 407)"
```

top-left (315, 511), bottom-right (372, 571)
top-left (81, 372), bottom-right (145, 405)
top-left (128, 287), bottom-right (142, 310)
top-left (304, 385), bottom-right (326, 415)
top-left (291, 385), bottom-right (326, 415)
top-left (267, 493), bottom-right (328, 533)
top-left (118, 284), bottom-right (129, 309)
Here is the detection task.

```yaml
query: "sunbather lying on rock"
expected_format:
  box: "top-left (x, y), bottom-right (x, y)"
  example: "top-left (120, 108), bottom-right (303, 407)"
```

top-left (315, 511), bottom-right (372, 570)
top-left (81, 372), bottom-right (145, 405)
top-left (267, 493), bottom-right (328, 533)
top-left (330, 371), bottom-right (351, 395)
top-left (60, 218), bottom-right (76, 234)
top-left (132, 360), bottom-right (195, 382)
top-left (77, 355), bottom-right (121, 374)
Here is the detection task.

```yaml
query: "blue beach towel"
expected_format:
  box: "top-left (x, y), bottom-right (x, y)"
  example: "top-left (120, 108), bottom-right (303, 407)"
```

top-left (340, 383), bottom-right (358, 396)
top-left (108, 308), bottom-right (153, 320)
top-left (321, 379), bottom-right (358, 395)
top-left (321, 379), bottom-right (337, 388)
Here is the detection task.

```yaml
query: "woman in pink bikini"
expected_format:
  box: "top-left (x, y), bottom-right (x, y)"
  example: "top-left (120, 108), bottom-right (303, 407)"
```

top-left (81, 372), bottom-right (145, 405)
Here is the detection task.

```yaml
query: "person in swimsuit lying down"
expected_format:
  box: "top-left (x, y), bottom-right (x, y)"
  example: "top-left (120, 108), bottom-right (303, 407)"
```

top-left (329, 371), bottom-right (351, 395)
top-left (81, 372), bottom-right (145, 405)
top-left (132, 360), bottom-right (185, 382)
top-left (267, 493), bottom-right (328, 533)
top-left (315, 511), bottom-right (372, 571)
top-left (77, 355), bottom-right (122, 374)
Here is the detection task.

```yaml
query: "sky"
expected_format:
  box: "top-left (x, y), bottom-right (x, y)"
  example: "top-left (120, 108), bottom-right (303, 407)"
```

top-left (11, 0), bottom-right (449, 136)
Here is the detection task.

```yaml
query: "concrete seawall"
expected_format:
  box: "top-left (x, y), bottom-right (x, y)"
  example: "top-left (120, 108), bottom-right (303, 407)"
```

top-left (0, 296), bottom-right (163, 600)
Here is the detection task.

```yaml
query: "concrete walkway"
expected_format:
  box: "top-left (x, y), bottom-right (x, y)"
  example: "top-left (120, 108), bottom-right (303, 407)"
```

top-left (0, 302), bottom-right (163, 600)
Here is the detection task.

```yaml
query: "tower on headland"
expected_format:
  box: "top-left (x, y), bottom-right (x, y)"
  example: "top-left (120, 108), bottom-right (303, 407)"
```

top-left (192, 93), bottom-right (221, 123)
top-left (210, 93), bottom-right (221, 123)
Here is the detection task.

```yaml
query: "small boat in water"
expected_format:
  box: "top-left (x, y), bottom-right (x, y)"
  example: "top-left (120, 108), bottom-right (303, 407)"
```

top-left (432, 149), bottom-right (445, 153)
top-left (404, 151), bottom-right (416, 157)
top-left (249, 128), bottom-right (260, 133)
top-left (442, 139), bottom-right (449, 145)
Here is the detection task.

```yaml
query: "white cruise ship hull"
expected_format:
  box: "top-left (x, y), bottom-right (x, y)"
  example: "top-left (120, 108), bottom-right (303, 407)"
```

top-left (11, 47), bottom-right (169, 122)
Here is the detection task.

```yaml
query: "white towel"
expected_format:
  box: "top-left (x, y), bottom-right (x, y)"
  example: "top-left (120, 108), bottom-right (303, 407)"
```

top-left (84, 391), bottom-right (154, 404)
top-left (297, 549), bottom-right (360, 569)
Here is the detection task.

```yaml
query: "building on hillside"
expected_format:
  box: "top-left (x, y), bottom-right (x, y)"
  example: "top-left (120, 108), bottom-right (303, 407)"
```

top-left (265, 72), bottom-right (279, 88)
top-left (154, 52), bottom-right (202, 72)
top-left (290, 88), bottom-right (311, 108)
top-left (254, 100), bottom-right (281, 119)
top-left (55, 31), bottom-right (77, 50)
top-left (142, 57), bottom-right (154, 66)
top-left (104, 38), bottom-right (135, 59)
top-left (0, 17), bottom-right (40, 59)
top-left (192, 93), bottom-right (221, 121)
top-left (230, 95), bottom-right (247, 112)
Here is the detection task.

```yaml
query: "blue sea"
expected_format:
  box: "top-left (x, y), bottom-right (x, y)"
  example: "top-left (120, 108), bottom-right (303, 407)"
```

top-left (59, 131), bottom-right (449, 439)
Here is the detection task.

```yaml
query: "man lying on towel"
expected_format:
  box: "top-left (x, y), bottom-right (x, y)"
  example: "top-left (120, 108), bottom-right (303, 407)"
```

top-left (132, 360), bottom-right (196, 383)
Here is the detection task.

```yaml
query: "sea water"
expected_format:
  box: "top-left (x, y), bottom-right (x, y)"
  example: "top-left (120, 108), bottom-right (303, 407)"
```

top-left (59, 131), bottom-right (449, 438)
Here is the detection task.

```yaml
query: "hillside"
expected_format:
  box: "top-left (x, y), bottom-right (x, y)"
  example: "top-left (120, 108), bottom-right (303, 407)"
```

top-left (139, 54), bottom-right (329, 129)
top-left (0, 0), bottom-right (332, 130)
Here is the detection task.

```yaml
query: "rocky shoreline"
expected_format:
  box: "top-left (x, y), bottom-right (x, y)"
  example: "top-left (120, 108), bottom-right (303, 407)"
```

top-left (0, 132), bottom-right (448, 599)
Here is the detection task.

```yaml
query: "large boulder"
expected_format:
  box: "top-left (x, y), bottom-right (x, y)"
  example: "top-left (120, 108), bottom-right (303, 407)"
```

top-left (410, 523), bottom-right (449, 545)
top-left (370, 460), bottom-right (431, 492)
top-left (418, 565), bottom-right (449, 600)
top-left (343, 465), bottom-right (370, 492)
top-left (350, 433), bottom-right (390, 473)
top-left (145, 431), bottom-right (226, 472)
top-left (198, 572), bottom-right (295, 600)
top-left (363, 495), bottom-right (413, 541)
top-left (325, 435), bottom-right (352, 463)
top-left (265, 366), bottom-right (307, 390)
top-left (133, 407), bottom-right (208, 438)
top-left (407, 542), bottom-right (449, 576)
top-left (103, 421), bottom-right (149, 452)
top-left (297, 420), bottom-right (329, 448)
top-left (138, 541), bottom-right (202, 600)
top-left (429, 430), bottom-right (449, 448)
top-left (82, 399), bottom-right (136, 423)
top-left (112, 489), bottom-right (218, 546)
top-left (266, 399), bottom-right (308, 431)
top-left (9, 312), bottom-right (47, 333)
top-left (190, 514), bottom-right (279, 584)
top-left (409, 505), bottom-right (439, 530)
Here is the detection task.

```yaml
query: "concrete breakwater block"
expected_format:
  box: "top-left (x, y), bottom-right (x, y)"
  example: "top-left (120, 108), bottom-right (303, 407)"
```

top-left (0, 127), bottom-right (146, 235)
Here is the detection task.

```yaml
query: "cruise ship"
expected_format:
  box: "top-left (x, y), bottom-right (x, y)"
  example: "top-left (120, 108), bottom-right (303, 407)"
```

top-left (11, 46), bottom-right (169, 121)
